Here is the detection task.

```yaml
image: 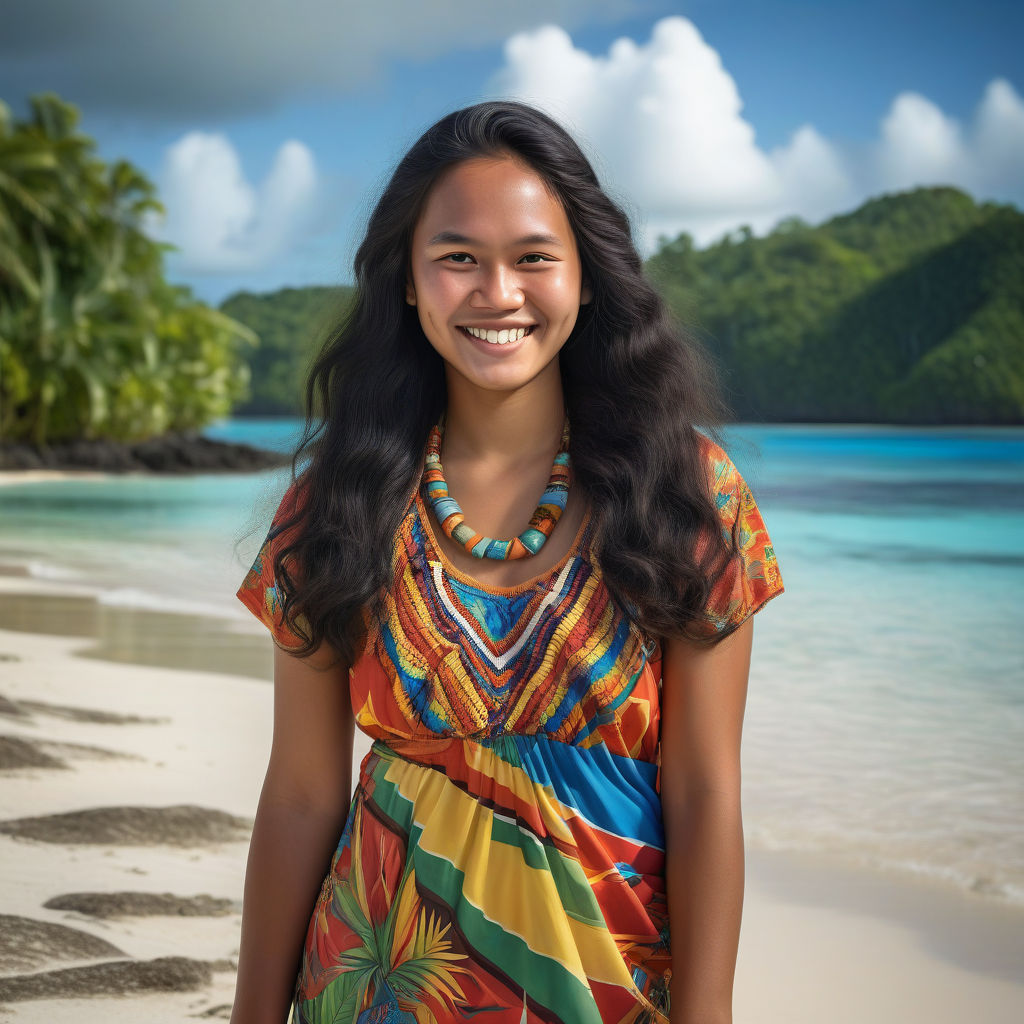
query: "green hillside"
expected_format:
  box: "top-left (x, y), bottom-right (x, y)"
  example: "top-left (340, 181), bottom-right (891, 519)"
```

top-left (224, 187), bottom-right (1023, 424)
top-left (220, 285), bottom-right (355, 415)
top-left (648, 187), bottom-right (1023, 423)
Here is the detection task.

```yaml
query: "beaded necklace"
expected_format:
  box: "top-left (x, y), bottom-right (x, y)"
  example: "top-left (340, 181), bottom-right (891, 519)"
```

top-left (422, 416), bottom-right (571, 560)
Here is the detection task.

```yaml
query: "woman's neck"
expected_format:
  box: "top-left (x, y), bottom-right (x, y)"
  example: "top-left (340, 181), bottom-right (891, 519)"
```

top-left (442, 367), bottom-right (566, 465)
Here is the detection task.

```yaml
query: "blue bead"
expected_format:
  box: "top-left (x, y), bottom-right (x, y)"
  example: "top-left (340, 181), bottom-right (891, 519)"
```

top-left (519, 528), bottom-right (547, 553)
top-left (485, 539), bottom-right (513, 559)
top-left (432, 497), bottom-right (462, 521)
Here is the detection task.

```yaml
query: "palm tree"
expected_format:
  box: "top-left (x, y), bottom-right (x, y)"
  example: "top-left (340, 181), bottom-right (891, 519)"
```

top-left (0, 92), bottom-right (254, 444)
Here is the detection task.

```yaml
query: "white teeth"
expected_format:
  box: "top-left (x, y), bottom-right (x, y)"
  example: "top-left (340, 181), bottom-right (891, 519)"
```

top-left (464, 326), bottom-right (530, 345)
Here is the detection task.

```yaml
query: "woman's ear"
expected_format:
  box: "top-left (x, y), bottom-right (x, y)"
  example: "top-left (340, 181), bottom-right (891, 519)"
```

top-left (581, 281), bottom-right (593, 305)
top-left (405, 279), bottom-right (417, 306)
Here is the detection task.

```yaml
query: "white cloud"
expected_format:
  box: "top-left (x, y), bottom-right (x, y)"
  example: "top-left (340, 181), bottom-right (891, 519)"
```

top-left (490, 17), bottom-right (852, 246)
top-left (877, 92), bottom-right (965, 189)
top-left (154, 133), bottom-right (318, 273)
top-left (876, 77), bottom-right (1024, 204)
top-left (771, 125), bottom-right (853, 224)
top-left (973, 78), bottom-right (1024, 186)
top-left (490, 17), bottom-right (1024, 248)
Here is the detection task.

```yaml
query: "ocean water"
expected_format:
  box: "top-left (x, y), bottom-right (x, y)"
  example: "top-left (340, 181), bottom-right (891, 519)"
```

top-left (1, 420), bottom-right (1021, 904)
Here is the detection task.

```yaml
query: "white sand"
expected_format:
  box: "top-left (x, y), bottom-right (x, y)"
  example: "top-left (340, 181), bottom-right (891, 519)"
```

top-left (0, 625), bottom-right (270, 1020)
top-left (0, 591), bottom-right (1021, 1022)
top-left (738, 848), bottom-right (1024, 1023)
top-left (0, 471), bottom-right (112, 487)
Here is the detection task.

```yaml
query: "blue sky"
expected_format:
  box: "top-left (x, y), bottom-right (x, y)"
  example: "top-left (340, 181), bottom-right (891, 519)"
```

top-left (3, 0), bottom-right (1022, 303)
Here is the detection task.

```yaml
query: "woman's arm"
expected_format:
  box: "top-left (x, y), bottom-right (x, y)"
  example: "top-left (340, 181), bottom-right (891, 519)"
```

top-left (660, 616), bottom-right (753, 1024)
top-left (230, 643), bottom-right (356, 1024)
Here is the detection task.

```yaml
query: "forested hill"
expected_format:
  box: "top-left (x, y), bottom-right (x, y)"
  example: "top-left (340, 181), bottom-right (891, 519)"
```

top-left (647, 186), bottom-right (1024, 423)
top-left (220, 286), bottom-right (355, 415)
top-left (222, 187), bottom-right (1023, 424)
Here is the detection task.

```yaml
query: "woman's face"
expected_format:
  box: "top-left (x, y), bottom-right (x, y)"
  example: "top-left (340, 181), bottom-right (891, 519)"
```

top-left (406, 154), bottom-right (590, 395)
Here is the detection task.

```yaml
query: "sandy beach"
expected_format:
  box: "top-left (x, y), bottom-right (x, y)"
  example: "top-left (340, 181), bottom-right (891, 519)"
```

top-left (0, 574), bottom-right (1021, 1022)
top-left (0, 472), bottom-right (112, 487)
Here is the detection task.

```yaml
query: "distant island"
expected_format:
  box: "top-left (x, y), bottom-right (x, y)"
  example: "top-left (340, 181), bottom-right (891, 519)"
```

top-left (225, 187), bottom-right (1024, 426)
top-left (2, 92), bottom-right (1021, 478)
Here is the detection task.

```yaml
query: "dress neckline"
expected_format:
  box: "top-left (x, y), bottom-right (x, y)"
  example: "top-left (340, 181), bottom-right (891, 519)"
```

top-left (414, 487), bottom-right (593, 598)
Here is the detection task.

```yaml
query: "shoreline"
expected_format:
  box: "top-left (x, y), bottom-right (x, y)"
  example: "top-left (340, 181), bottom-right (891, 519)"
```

top-left (1, 574), bottom-right (1021, 910)
top-left (0, 433), bottom-right (289, 477)
top-left (0, 470), bottom-right (114, 487)
top-left (0, 579), bottom-right (1022, 1020)
top-left (1, 574), bottom-right (1022, 909)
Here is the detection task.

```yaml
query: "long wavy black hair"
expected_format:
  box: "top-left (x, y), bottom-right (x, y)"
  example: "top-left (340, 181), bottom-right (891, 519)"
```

top-left (271, 100), bottom-right (735, 663)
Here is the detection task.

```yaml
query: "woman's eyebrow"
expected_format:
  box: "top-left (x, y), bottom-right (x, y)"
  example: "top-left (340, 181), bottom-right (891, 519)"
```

top-left (426, 230), bottom-right (565, 247)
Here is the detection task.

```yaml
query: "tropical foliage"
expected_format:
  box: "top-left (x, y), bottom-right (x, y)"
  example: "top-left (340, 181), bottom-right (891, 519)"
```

top-left (0, 93), bottom-right (255, 444)
top-left (298, 799), bottom-right (471, 1024)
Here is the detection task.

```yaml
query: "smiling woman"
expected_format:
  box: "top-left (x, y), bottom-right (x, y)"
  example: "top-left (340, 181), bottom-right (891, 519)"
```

top-left (230, 101), bottom-right (783, 1024)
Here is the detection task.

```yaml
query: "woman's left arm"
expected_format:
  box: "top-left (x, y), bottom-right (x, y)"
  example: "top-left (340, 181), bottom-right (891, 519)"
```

top-left (660, 616), bottom-right (754, 1024)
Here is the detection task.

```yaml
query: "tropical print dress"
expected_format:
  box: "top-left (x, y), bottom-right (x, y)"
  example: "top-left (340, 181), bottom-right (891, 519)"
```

top-left (237, 436), bottom-right (783, 1024)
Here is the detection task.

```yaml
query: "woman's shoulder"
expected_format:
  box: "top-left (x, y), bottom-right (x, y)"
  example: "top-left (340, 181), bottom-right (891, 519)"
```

top-left (695, 432), bottom-right (747, 516)
top-left (694, 432), bottom-right (784, 634)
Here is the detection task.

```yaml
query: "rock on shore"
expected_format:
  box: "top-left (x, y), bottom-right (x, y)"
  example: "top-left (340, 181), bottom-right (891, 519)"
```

top-left (0, 433), bottom-right (289, 473)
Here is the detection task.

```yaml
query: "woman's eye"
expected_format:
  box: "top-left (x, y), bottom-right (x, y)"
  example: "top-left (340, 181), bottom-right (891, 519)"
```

top-left (518, 253), bottom-right (549, 264)
top-left (444, 253), bottom-right (474, 264)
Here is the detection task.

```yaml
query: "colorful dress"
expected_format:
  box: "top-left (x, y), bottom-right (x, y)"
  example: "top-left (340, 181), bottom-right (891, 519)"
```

top-left (237, 437), bottom-right (783, 1024)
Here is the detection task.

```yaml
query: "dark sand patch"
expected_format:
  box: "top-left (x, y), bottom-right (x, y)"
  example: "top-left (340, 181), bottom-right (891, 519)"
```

top-left (0, 591), bottom-right (273, 681)
top-left (0, 735), bottom-right (68, 771)
top-left (44, 739), bottom-right (141, 763)
top-left (0, 694), bottom-right (30, 718)
top-left (18, 697), bottom-right (166, 725)
top-left (0, 956), bottom-right (215, 1001)
top-left (0, 915), bottom-right (123, 973)
top-left (0, 736), bottom-right (133, 770)
top-left (0, 805), bottom-right (251, 846)
top-left (193, 1004), bottom-right (233, 1018)
top-left (0, 651), bottom-right (21, 660)
top-left (44, 892), bottom-right (234, 919)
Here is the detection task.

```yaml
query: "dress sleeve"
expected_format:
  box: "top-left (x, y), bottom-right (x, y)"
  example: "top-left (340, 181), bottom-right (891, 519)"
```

top-left (698, 439), bottom-right (784, 638)
top-left (236, 482), bottom-right (309, 652)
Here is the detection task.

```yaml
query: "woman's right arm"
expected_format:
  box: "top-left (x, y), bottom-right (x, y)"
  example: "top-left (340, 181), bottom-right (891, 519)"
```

top-left (230, 643), bottom-right (355, 1024)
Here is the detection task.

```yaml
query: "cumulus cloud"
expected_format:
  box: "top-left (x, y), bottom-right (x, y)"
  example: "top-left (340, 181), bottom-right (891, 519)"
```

top-left (877, 92), bottom-right (966, 188)
top-left (0, 0), bottom-right (637, 120)
top-left (876, 77), bottom-right (1024, 204)
top-left (490, 18), bottom-right (1024, 248)
top-left (972, 78), bottom-right (1024, 187)
top-left (153, 133), bottom-right (318, 273)
top-left (490, 18), bottom-right (854, 246)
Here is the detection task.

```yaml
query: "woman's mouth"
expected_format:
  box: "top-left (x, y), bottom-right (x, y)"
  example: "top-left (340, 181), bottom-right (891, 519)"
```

top-left (459, 325), bottom-right (535, 346)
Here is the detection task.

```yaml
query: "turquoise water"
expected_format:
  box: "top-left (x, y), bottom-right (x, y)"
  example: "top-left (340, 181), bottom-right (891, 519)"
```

top-left (1, 420), bottom-right (1021, 903)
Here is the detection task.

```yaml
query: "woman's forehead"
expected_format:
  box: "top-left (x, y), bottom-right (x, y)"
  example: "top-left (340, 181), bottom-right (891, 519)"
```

top-left (415, 156), bottom-right (572, 245)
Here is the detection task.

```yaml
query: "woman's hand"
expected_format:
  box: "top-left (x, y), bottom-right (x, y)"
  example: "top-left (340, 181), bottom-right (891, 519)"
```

top-left (660, 616), bottom-right (753, 1024)
top-left (229, 643), bottom-right (355, 1024)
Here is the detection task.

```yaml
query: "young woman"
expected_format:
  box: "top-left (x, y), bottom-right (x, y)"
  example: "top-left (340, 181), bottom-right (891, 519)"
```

top-left (232, 101), bottom-right (783, 1024)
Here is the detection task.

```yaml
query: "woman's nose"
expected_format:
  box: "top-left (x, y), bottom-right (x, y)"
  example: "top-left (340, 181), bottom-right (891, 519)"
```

top-left (470, 264), bottom-right (523, 309)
